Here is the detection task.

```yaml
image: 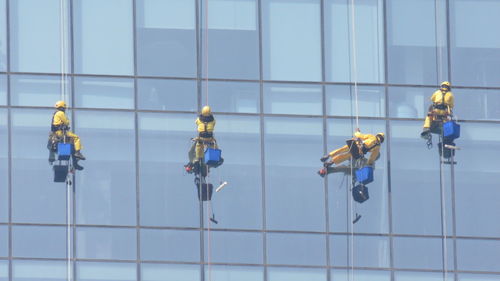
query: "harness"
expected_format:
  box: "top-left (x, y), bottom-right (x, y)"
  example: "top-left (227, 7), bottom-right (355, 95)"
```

top-left (198, 114), bottom-right (214, 138)
top-left (432, 91), bottom-right (448, 111)
top-left (51, 110), bottom-right (68, 132)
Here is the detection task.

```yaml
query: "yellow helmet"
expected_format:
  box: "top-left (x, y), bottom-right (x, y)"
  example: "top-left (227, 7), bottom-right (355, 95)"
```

top-left (201, 105), bottom-right (211, 116)
top-left (441, 81), bottom-right (451, 90)
top-left (55, 100), bottom-right (67, 109)
top-left (376, 133), bottom-right (385, 143)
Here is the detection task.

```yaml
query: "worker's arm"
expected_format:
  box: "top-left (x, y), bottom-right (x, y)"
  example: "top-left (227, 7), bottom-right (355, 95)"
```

top-left (447, 91), bottom-right (455, 109)
top-left (53, 111), bottom-right (70, 126)
top-left (367, 146), bottom-right (380, 165)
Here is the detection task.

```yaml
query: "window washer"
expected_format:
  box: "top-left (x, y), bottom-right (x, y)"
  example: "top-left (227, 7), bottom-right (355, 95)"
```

top-left (421, 81), bottom-right (454, 139)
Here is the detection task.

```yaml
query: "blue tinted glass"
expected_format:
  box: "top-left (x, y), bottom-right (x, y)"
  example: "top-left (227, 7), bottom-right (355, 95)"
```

top-left (201, 81), bottom-right (259, 113)
top-left (138, 79), bottom-right (197, 112)
top-left (12, 226), bottom-right (66, 258)
top-left (11, 109), bottom-right (66, 223)
top-left (206, 115), bottom-right (261, 229)
top-left (268, 268), bottom-right (326, 281)
top-left (262, 0), bottom-right (321, 81)
top-left (204, 231), bottom-right (262, 264)
top-left (0, 261), bottom-right (6, 281)
top-left (10, 75), bottom-right (71, 107)
top-left (0, 109), bottom-right (6, 222)
top-left (201, 0), bottom-right (259, 79)
top-left (77, 227), bottom-right (136, 260)
top-left (0, 75), bottom-right (5, 105)
top-left (141, 264), bottom-right (200, 281)
top-left (74, 0), bottom-right (133, 75)
top-left (395, 271), bottom-right (445, 281)
top-left (264, 117), bottom-right (325, 231)
top-left (453, 88), bottom-right (500, 121)
top-left (330, 235), bottom-right (389, 268)
top-left (325, 0), bottom-right (385, 83)
top-left (388, 86), bottom-right (435, 118)
top-left (326, 85), bottom-right (385, 117)
top-left (75, 111), bottom-right (136, 225)
top-left (0, 0), bottom-right (5, 72)
top-left (454, 123), bottom-right (500, 237)
top-left (140, 229), bottom-right (200, 262)
top-left (328, 120), bottom-right (388, 233)
top-left (387, 0), bottom-right (448, 84)
top-left (9, 0), bottom-right (69, 73)
top-left (267, 233), bottom-right (326, 266)
top-left (394, 236), bottom-right (454, 270)
top-left (138, 113), bottom-right (199, 227)
top-left (74, 77), bottom-right (134, 109)
top-left (77, 262), bottom-right (136, 281)
top-left (136, 0), bottom-right (196, 77)
top-left (451, 0), bottom-right (500, 87)
top-left (459, 274), bottom-right (500, 281)
top-left (458, 239), bottom-right (500, 272)
top-left (0, 225), bottom-right (6, 257)
top-left (206, 266), bottom-right (263, 281)
top-left (332, 269), bottom-right (390, 281)
top-left (13, 260), bottom-right (66, 281)
top-left (263, 83), bottom-right (322, 115)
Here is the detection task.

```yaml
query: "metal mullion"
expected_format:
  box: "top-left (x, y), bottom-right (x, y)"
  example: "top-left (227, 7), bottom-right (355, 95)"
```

top-left (6, 1), bottom-right (12, 280)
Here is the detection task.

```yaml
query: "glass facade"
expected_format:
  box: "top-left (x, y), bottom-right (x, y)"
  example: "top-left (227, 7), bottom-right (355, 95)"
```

top-left (1, 0), bottom-right (499, 280)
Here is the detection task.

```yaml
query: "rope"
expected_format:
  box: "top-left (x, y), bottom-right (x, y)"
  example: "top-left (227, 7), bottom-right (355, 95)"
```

top-left (204, 0), bottom-right (209, 106)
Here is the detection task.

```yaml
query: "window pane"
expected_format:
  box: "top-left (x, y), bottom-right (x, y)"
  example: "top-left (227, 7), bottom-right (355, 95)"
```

top-left (136, 0), bottom-right (196, 77)
top-left (74, 0), bottom-right (133, 75)
top-left (388, 86), bottom-right (434, 118)
top-left (77, 227), bottom-right (136, 260)
top-left (263, 83), bottom-right (322, 115)
top-left (77, 262), bottom-right (136, 281)
top-left (458, 239), bottom-right (500, 272)
top-left (0, 261), bottom-right (6, 281)
top-left (202, 0), bottom-right (259, 79)
top-left (451, 0), bottom-right (500, 87)
top-left (201, 81), bottom-right (259, 114)
top-left (453, 88), bottom-right (500, 121)
top-left (330, 235), bottom-right (389, 268)
top-left (393, 237), bottom-right (454, 270)
top-left (268, 268), bottom-right (326, 281)
top-left (0, 225), bottom-right (7, 257)
top-left (328, 120), bottom-right (388, 234)
top-left (0, 109), bottom-right (7, 222)
top-left (325, 0), bottom-right (385, 83)
top-left (140, 229), bottom-right (199, 262)
top-left (141, 264), bottom-right (200, 281)
top-left (10, 75), bottom-right (71, 107)
top-left (395, 271), bottom-right (446, 281)
top-left (264, 117), bottom-right (325, 231)
top-left (459, 274), bottom-right (500, 281)
top-left (75, 111), bottom-right (136, 225)
top-left (0, 0), bottom-right (5, 72)
top-left (387, 0), bottom-right (448, 84)
top-left (205, 266), bottom-right (263, 281)
top-left (137, 79), bottom-right (197, 112)
top-left (75, 77), bottom-right (134, 109)
top-left (262, 0), bottom-right (321, 81)
top-left (204, 231), bottom-right (262, 264)
top-left (332, 269), bottom-right (390, 281)
top-left (0, 75), bottom-right (6, 105)
top-left (9, 0), bottom-right (68, 73)
top-left (12, 226), bottom-right (66, 259)
top-left (11, 109), bottom-right (66, 223)
top-left (267, 233), bottom-right (326, 266)
top-left (326, 85), bottom-right (385, 117)
top-left (13, 260), bottom-right (66, 281)
top-left (138, 113), bottom-right (199, 227)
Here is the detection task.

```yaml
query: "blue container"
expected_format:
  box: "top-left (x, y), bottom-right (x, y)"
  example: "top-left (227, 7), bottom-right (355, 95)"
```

top-left (57, 143), bottom-right (72, 160)
top-left (356, 166), bottom-right (374, 185)
top-left (204, 148), bottom-right (221, 165)
top-left (443, 121), bottom-right (460, 140)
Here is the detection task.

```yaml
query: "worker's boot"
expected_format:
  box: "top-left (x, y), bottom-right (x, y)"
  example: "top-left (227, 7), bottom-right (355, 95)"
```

top-left (72, 158), bottom-right (84, 171)
top-left (420, 128), bottom-right (431, 139)
top-left (74, 151), bottom-right (86, 160)
top-left (320, 155), bottom-right (329, 162)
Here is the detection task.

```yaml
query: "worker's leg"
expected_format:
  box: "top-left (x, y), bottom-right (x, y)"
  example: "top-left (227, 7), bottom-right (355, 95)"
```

top-left (65, 131), bottom-right (82, 151)
top-left (195, 139), bottom-right (204, 160)
top-left (332, 152), bottom-right (352, 165)
top-left (329, 145), bottom-right (349, 158)
top-left (423, 115), bottom-right (433, 129)
top-left (188, 141), bottom-right (196, 164)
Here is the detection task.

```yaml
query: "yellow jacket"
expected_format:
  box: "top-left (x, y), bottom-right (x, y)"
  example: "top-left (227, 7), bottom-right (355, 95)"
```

top-left (51, 110), bottom-right (70, 131)
top-left (431, 90), bottom-right (454, 112)
top-left (196, 114), bottom-right (215, 137)
top-left (354, 131), bottom-right (381, 165)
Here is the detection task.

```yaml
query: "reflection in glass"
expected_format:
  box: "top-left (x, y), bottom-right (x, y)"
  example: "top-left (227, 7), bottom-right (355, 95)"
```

top-left (325, 0), bottom-right (385, 83)
top-left (453, 88), bottom-right (500, 121)
top-left (0, 226), bottom-right (6, 257)
top-left (459, 273), bottom-right (500, 281)
top-left (0, 109), bottom-right (7, 222)
top-left (267, 233), bottom-right (326, 266)
top-left (10, 75), bottom-right (70, 107)
top-left (138, 79), bottom-right (197, 112)
top-left (75, 111), bottom-right (136, 225)
top-left (74, 0), bottom-right (133, 75)
top-left (140, 229), bottom-right (199, 262)
top-left (326, 85), bottom-right (385, 117)
top-left (74, 77), bottom-right (134, 109)
top-left (264, 83), bottom-right (322, 115)
top-left (262, 0), bottom-right (321, 81)
top-left (11, 109), bottom-right (66, 223)
top-left (136, 0), bottom-right (196, 77)
top-left (388, 86), bottom-right (433, 118)
top-left (0, 261), bottom-right (6, 281)
top-left (141, 264), bottom-right (200, 281)
top-left (77, 227), bottom-right (136, 260)
top-left (205, 265), bottom-right (263, 281)
top-left (12, 226), bottom-right (66, 258)
top-left (201, 81), bottom-right (259, 113)
top-left (204, 231), bottom-right (262, 264)
top-left (0, 0), bottom-right (5, 72)
top-left (77, 262), bottom-right (136, 281)
top-left (0, 75), bottom-right (6, 105)
top-left (12, 260), bottom-right (66, 281)
top-left (268, 267), bottom-right (326, 281)
top-left (393, 236), bottom-right (453, 270)
top-left (395, 271), bottom-right (444, 281)
top-left (332, 269), bottom-right (390, 281)
top-left (457, 239), bottom-right (500, 272)
top-left (330, 235), bottom-right (389, 268)
top-left (264, 117), bottom-right (324, 231)
top-left (9, 0), bottom-right (68, 73)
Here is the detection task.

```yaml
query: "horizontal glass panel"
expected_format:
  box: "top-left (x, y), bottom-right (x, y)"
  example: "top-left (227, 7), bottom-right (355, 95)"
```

top-left (205, 265), bottom-right (263, 281)
top-left (77, 227), bottom-right (136, 260)
top-left (263, 83), bottom-right (322, 115)
top-left (388, 86), bottom-right (434, 118)
top-left (332, 269), bottom-right (390, 281)
top-left (0, 261), bottom-right (6, 281)
top-left (0, 0), bottom-right (5, 72)
top-left (453, 88), bottom-right (500, 121)
top-left (393, 236), bottom-right (454, 270)
top-left (77, 262), bottom-right (136, 281)
top-left (0, 75), bottom-right (6, 105)
top-left (201, 81), bottom-right (259, 113)
top-left (457, 239), bottom-right (500, 272)
top-left (141, 263), bottom-right (200, 281)
top-left (12, 225), bottom-right (66, 258)
top-left (459, 273), bottom-right (500, 281)
top-left (204, 231), bottom-right (262, 264)
top-left (13, 260), bottom-right (66, 281)
top-left (0, 225), bottom-right (6, 257)
top-left (10, 75), bottom-right (71, 107)
top-left (74, 77), bottom-right (134, 109)
top-left (137, 79), bottom-right (197, 112)
top-left (330, 235), bottom-right (389, 268)
top-left (140, 229), bottom-right (199, 262)
top-left (267, 233), bottom-right (326, 266)
top-left (0, 109), bottom-right (7, 222)
top-left (326, 85), bottom-right (385, 117)
top-left (395, 271), bottom-right (446, 281)
top-left (268, 267), bottom-right (326, 281)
